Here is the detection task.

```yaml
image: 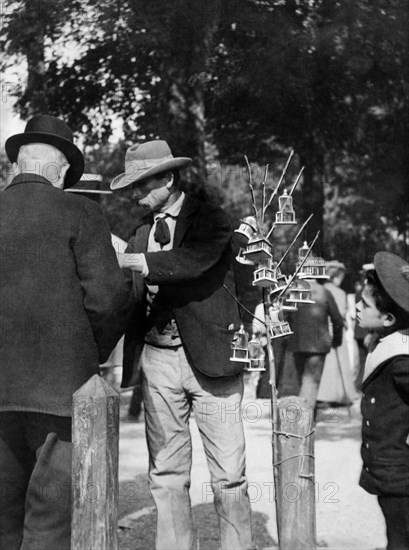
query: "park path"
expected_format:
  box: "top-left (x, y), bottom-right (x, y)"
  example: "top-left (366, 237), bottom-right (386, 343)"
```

top-left (117, 382), bottom-right (386, 550)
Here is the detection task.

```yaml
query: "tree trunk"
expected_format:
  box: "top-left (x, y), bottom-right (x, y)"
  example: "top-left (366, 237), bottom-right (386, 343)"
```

top-left (298, 160), bottom-right (325, 252)
top-left (157, 0), bottom-right (221, 198)
top-left (17, 1), bottom-right (49, 117)
top-left (24, 34), bottom-right (49, 116)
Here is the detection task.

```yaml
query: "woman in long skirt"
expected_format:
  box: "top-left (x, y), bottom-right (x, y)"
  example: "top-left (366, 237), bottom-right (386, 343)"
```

top-left (317, 261), bottom-right (358, 404)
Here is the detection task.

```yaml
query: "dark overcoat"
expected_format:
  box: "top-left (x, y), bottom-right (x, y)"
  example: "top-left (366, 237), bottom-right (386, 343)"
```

top-left (288, 280), bottom-right (344, 354)
top-left (360, 353), bottom-right (409, 496)
top-left (0, 174), bottom-right (131, 416)
top-left (122, 194), bottom-right (241, 386)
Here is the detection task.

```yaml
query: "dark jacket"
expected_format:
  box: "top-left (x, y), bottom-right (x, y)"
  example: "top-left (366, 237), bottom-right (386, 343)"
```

top-left (0, 174), bottom-right (131, 416)
top-left (288, 279), bottom-right (343, 354)
top-left (122, 194), bottom-right (241, 386)
top-left (360, 353), bottom-right (409, 496)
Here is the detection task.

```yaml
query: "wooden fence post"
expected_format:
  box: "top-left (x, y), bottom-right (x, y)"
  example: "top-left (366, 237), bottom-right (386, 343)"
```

top-left (276, 396), bottom-right (316, 549)
top-left (71, 374), bottom-right (119, 550)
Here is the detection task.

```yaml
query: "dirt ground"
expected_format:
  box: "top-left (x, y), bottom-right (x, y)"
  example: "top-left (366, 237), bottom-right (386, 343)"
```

top-left (116, 374), bottom-right (386, 550)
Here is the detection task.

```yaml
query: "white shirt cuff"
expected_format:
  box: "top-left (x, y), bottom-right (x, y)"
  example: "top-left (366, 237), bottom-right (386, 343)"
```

top-left (140, 254), bottom-right (149, 277)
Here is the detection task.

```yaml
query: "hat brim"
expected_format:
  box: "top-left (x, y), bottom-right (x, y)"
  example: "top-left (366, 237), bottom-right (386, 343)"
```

top-left (326, 261), bottom-right (346, 271)
top-left (5, 132), bottom-right (84, 189)
top-left (110, 157), bottom-right (192, 190)
top-left (65, 189), bottom-right (113, 194)
top-left (374, 252), bottom-right (409, 314)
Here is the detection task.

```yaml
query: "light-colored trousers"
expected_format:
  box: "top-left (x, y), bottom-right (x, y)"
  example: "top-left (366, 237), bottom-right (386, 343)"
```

top-left (140, 344), bottom-right (255, 550)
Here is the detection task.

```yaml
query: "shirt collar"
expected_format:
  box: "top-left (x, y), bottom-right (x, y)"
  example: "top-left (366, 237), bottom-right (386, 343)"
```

top-left (363, 329), bottom-right (409, 382)
top-left (6, 173), bottom-right (54, 189)
top-left (154, 191), bottom-right (185, 220)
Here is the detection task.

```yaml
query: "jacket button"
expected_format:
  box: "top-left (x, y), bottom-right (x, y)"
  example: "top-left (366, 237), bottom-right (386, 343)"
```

top-left (365, 466), bottom-right (369, 472)
top-left (370, 397), bottom-right (375, 404)
top-left (169, 270), bottom-right (174, 276)
top-left (366, 420), bottom-right (370, 427)
top-left (366, 443), bottom-right (369, 449)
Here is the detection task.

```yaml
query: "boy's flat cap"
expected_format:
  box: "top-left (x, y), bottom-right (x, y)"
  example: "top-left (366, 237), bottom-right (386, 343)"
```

top-left (375, 252), bottom-right (409, 314)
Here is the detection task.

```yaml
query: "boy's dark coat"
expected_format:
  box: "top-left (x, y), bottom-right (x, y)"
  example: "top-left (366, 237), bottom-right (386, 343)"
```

top-left (360, 354), bottom-right (409, 496)
top-left (121, 195), bottom-right (241, 387)
top-left (0, 175), bottom-right (131, 416)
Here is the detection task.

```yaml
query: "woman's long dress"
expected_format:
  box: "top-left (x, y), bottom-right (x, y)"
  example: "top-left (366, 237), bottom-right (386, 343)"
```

top-left (317, 282), bottom-right (357, 404)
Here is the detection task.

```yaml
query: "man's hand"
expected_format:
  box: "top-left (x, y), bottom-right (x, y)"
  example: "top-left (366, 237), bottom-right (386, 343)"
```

top-left (117, 252), bottom-right (144, 272)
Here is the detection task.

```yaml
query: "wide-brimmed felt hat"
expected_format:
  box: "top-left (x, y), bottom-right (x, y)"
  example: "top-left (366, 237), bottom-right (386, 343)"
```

top-left (111, 140), bottom-right (192, 190)
top-left (65, 173), bottom-right (112, 194)
top-left (375, 252), bottom-right (409, 314)
top-left (5, 114), bottom-right (84, 188)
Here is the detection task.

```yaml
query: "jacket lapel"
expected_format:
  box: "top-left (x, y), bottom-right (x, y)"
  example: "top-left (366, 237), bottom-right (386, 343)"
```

top-left (132, 213), bottom-right (153, 252)
top-left (130, 217), bottom-right (153, 302)
top-left (174, 195), bottom-right (200, 248)
top-left (136, 223), bottom-right (152, 252)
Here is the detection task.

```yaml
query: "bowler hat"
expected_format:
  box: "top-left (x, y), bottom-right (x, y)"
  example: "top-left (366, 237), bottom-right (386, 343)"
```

top-left (5, 115), bottom-right (84, 188)
top-left (65, 173), bottom-right (112, 195)
top-left (374, 252), bottom-right (409, 314)
top-left (111, 140), bottom-right (192, 190)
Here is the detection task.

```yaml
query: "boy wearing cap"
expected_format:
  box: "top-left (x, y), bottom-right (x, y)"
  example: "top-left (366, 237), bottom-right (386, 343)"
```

top-left (111, 140), bottom-right (255, 550)
top-left (356, 252), bottom-right (409, 549)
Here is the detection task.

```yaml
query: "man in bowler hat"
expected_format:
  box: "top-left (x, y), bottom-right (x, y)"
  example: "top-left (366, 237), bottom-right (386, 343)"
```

top-left (0, 115), bottom-right (131, 549)
top-left (111, 140), bottom-right (255, 550)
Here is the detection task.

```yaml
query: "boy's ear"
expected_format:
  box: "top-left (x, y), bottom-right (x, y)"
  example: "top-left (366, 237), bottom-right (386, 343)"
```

top-left (383, 312), bottom-right (397, 328)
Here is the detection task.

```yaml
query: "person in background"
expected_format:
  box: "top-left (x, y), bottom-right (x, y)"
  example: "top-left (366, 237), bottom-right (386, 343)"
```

top-left (252, 301), bottom-right (289, 398)
top-left (288, 277), bottom-right (344, 415)
top-left (66, 174), bottom-right (128, 392)
top-left (111, 140), bottom-right (255, 550)
top-left (0, 115), bottom-right (131, 550)
top-left (317, 261), bottom-right (358, 405)
top-left (356, 252), bottom-right (409, 550)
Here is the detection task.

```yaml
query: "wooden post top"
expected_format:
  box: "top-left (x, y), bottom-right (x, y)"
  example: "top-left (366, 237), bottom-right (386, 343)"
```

top-left (73, 374), bottom-right (119, 400)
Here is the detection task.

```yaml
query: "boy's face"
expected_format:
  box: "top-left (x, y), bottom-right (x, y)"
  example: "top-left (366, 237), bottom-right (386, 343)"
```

top-left (356, 283), bottom-right (389, 331)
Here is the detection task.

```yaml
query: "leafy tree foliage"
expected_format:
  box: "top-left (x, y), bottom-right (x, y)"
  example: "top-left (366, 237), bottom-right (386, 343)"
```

top-left (209, 0), bottom-right (408, 259)
top-left (1, 0), bottom-right (407, 275)
top-left (41, 0), bottom-right (222, 195)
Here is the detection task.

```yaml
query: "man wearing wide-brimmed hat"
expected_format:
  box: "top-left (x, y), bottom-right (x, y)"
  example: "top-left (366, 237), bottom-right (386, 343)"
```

top-left (111, 140), bottom-right (255, 550)
top-left (0, 115), bottom-right (131, 550)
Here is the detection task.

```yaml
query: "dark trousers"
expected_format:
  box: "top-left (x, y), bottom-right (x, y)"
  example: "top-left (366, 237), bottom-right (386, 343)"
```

top-left (294, 352), bottom-right (326, 408)
top-left (0, 412), bottom-right (72, 550)
top-left (128, 384), bottom-right (143, 418)
top-left (378, 495), bottom-right (409, 550)
top-left (256, 339), bottom-right (288, 399)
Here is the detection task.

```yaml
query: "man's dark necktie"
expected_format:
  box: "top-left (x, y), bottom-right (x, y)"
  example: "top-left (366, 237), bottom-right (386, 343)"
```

top-left (154, 216), bottom-right (171, 247)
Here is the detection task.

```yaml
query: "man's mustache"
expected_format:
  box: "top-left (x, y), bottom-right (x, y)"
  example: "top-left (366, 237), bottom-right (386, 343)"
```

top-left (132, 190), bottom-right (145, 201)
top-left (133, 191), bottom-right (151, 207)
